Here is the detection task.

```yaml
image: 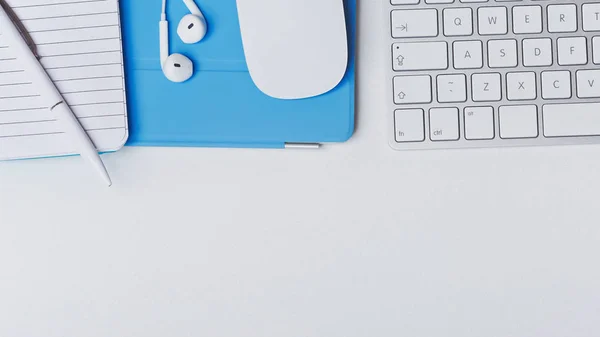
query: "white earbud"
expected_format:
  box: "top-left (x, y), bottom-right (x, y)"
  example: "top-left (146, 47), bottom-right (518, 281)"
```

top-left (163, 54), bottom-right (194, 83)
top-left (177, 0), bottom-right (208, 44)
top-left (160, 0), bottom-right (208, 83)
top-left (160, 19), bottom-right (194, 83)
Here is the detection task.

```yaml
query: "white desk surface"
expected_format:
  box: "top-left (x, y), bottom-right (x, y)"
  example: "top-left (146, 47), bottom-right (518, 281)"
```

top-left (1, 2), bottom-right (600, 336)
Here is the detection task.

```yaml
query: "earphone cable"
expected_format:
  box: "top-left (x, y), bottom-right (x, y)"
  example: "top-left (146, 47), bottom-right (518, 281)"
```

top-left (161, 0), bottom-right (167, 20)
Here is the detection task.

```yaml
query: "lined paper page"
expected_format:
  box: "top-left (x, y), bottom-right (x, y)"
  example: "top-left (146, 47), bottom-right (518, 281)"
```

top-left (0, 0), bottom-right (127, 160)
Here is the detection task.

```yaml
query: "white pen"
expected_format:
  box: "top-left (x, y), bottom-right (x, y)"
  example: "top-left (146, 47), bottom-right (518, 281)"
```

top-left (0, 2), bottom-right (112, 186)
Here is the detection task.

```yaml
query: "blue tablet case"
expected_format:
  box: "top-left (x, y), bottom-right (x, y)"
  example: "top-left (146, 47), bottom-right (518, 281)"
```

top-left (119, 0), bottom-right (356, 149)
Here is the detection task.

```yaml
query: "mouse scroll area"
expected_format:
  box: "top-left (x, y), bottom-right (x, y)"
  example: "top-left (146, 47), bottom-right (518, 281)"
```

top-left (236, 0), bottom-right (348, 100)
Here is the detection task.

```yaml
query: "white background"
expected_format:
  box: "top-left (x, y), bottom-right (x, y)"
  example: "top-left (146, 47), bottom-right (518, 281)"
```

top-left (2, 1), bottom-right (600, 336)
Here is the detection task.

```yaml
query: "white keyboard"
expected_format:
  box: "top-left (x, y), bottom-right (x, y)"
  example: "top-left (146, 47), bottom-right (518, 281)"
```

top-left (385, 0), bottom-right (600, 150)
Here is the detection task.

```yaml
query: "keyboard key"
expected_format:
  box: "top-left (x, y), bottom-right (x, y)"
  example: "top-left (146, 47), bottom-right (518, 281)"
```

top-left (437, 74), bottom-right (467, 103)
top-left (443, 8), bottom-right (473, 36)
top-left (543, 103), bottom-right (600, 137)
top-left (453, 40), bottom-right (483, 69)
top-left (513, 5), bottom-right (543, 34)
top-left (391, 0), bottom-right (420, 4)
top-left (548, 4), bottom-right (578, 33)
top-left (576, 70), bottom-right (600, 98)
top-left (478, 7), bottom-right (508, 35)
top-left (541, 71), bottom-right (572, 99)
top-left (464, 107), bottom-right (495, 140)
top-left (488, 39), bottom-right (518, 68)
top-left (393, 75), bottom-right (432, 104)
top-left (594, 37), bottom-right (600, 64)
top-left (507, 72), bottom-right (536, 100)
top-left (426, 0), bottom-right (454, 3)
top-left (522, 38), bottom-right (553, 67)
top-left (391, 9), bottom-right (438, 38)
top-left (499, 105), bottom-right (539, 139)
top-left (392, 42), bottom-right (448, 71)
top-left (472, 73), bottom-right (501, 102)
top-left (557, 37), bottom-right (587, 65)
top-left (583, 3), bottom-right (600, 31)
top-left (429, 108), bottom-right (460, 141)
top-left (464, 106), bottom-right (495, 140)
top-left (394, 109), bottom-right (425, 142)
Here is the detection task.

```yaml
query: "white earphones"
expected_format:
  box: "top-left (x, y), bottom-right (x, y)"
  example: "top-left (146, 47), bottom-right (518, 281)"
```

top-left (160, 0), bottom-right (208, 83)
top-left (178, 0), bottom-right (208, 44)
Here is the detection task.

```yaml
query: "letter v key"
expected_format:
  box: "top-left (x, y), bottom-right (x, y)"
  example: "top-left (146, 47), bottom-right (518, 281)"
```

top-left (577, 70), bottom-right (600, 98)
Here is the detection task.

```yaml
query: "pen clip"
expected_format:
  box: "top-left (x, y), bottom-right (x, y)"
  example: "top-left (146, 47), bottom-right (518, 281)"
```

top-left (0, 0), bottom-right (39, 58)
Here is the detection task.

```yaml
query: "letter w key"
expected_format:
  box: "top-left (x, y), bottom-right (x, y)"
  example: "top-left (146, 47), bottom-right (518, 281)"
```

top-left (478, 7), bottom-right (508, 35)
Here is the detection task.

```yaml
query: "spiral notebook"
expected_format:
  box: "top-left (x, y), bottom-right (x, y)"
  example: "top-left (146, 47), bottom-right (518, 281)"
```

top-left (0, 0), bottom-right (128, 161)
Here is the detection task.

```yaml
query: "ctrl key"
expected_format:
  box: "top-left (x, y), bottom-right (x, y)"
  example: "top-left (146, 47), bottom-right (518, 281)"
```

top-left (394, 109), bottom-right (425, 142)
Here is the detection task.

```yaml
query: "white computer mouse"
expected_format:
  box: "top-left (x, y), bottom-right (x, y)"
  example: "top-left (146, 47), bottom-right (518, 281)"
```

top-left (236, 0), bottom-right (348, 100)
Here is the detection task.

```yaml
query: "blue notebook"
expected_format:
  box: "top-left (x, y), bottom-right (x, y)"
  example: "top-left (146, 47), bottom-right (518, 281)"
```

top-left (119, 0), bottom-right (356, 148)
